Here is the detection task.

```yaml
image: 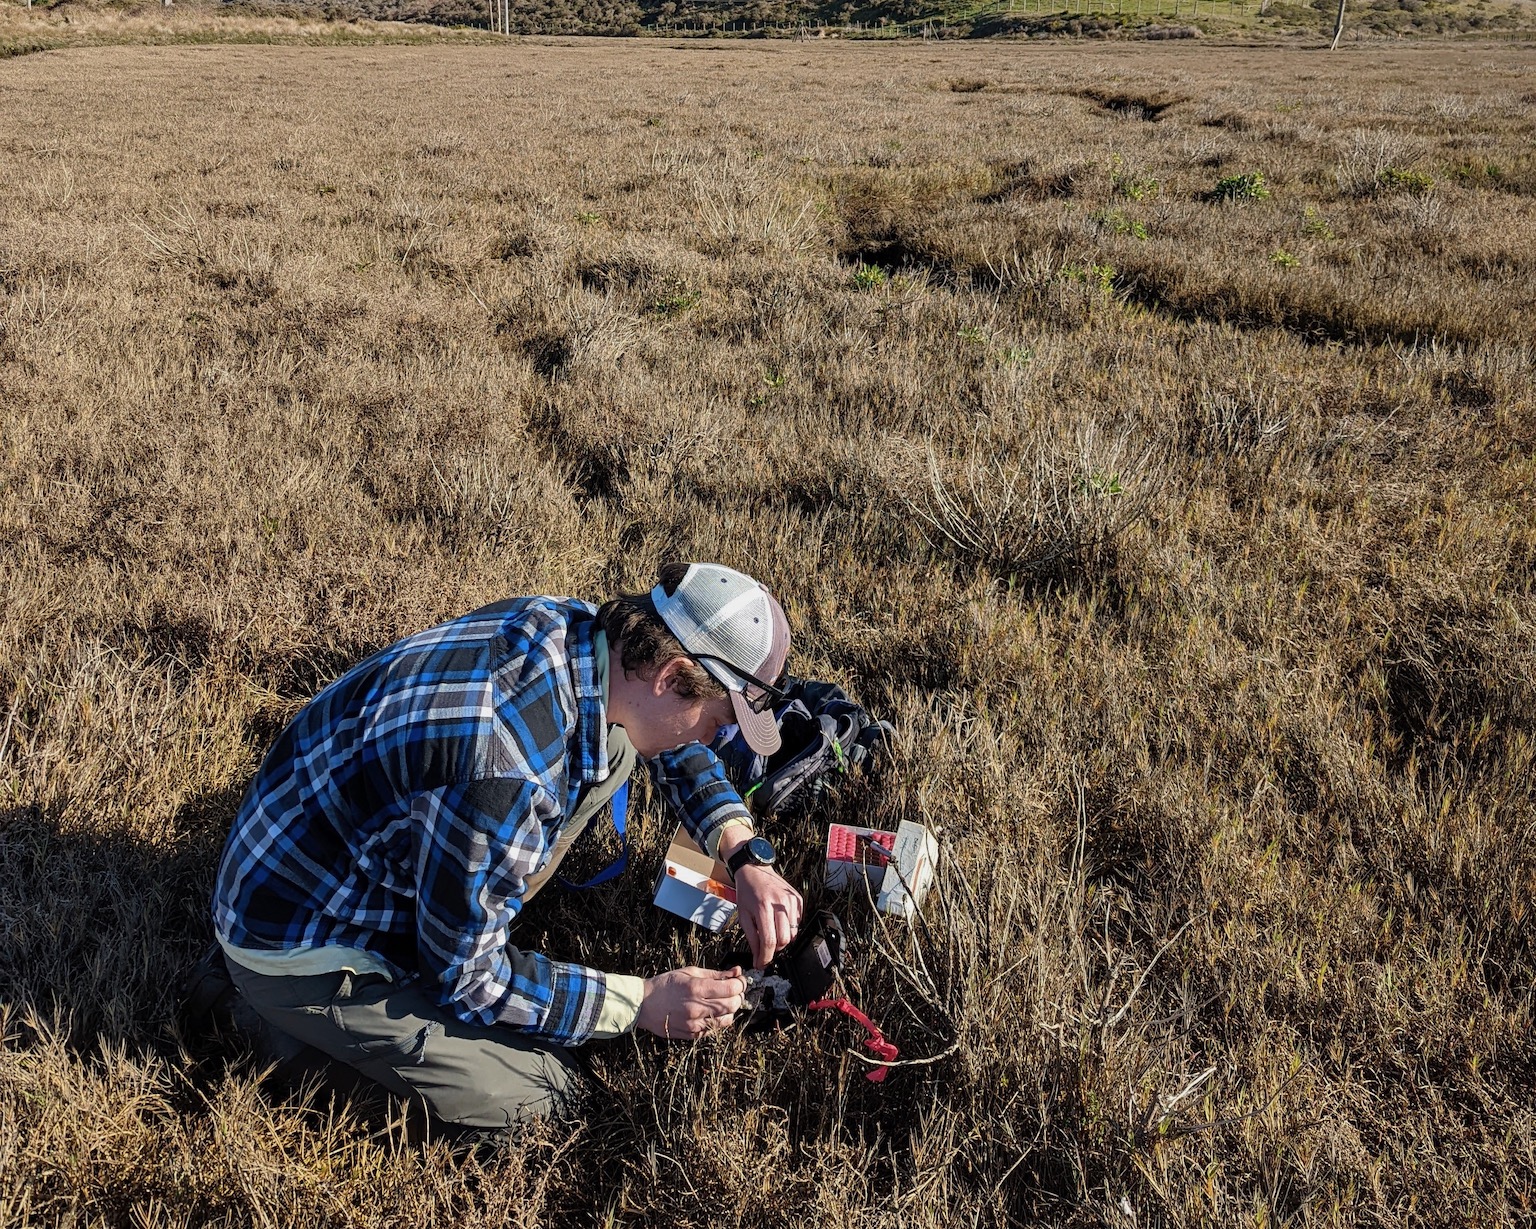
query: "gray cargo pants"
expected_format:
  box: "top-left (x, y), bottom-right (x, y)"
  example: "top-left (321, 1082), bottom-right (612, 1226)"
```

top-left (226, 727), bottom-right (636, 1131)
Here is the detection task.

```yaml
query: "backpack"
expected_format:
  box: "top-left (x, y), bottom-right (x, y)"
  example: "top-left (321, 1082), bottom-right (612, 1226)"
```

top-left (710, 677), bottom-right (895, 818)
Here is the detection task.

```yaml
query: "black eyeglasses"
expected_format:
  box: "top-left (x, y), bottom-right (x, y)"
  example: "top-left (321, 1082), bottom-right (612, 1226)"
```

top-left (684, 652), bottom-right (787, 714)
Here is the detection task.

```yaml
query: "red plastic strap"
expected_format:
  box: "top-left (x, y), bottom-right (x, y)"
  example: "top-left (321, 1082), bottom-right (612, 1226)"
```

top-left (808, 997), bottom-right (899, 1082)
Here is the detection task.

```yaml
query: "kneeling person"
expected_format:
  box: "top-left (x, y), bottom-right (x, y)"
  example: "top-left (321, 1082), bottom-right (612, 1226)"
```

top-left (212, 562), bottom-right (801, 1133)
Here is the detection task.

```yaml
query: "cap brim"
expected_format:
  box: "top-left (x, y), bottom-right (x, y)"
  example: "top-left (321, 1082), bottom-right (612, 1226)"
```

top-left (730, 690), bottom-right (781, 757)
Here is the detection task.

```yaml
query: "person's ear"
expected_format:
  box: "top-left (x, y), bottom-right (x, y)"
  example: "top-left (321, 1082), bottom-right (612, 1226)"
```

top-left (653, 656), bottom-right (688, 696)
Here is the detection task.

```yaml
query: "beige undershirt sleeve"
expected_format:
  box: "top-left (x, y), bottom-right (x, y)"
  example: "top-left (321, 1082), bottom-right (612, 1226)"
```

top-left (705, 816), bottom-right (755, 860)
top-left (591, 973), bottom-right (646, 1038)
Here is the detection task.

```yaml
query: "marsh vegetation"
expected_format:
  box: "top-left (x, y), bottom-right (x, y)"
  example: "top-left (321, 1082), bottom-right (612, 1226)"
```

top-left (1, 37), bottom-right (1534, 1226)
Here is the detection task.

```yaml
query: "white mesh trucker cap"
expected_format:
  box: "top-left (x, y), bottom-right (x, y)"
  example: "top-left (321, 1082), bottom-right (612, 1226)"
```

top-left (650, 563), bottom-right (791, 757)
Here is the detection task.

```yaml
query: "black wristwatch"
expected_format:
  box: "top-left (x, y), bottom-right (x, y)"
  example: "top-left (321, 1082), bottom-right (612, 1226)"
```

top-left (726, 835), bottom-right (777, 879)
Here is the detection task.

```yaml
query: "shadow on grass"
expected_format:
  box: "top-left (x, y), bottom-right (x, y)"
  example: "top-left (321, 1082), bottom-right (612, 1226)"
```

top-left (0, 787), bottom-right (239, 1056)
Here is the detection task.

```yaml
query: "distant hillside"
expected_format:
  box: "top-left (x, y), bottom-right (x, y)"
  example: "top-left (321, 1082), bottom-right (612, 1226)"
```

top-left (219, 0), bottom-right (1536, 37)
top-left (11, 0), bottom-right (1530, 40)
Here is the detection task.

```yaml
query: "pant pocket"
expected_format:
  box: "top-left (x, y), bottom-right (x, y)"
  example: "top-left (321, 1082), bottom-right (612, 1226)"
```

top-left (358, 1019), bottom-right (440, 1068)
top-left (330, 970), bottom-right (393, 1003)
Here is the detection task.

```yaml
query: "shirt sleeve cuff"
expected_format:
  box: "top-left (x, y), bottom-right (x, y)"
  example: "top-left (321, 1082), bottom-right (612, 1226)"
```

top-left (704, 816), bottom-right (755, 861)
top-left (590, 974), bottom-right (646, 1039)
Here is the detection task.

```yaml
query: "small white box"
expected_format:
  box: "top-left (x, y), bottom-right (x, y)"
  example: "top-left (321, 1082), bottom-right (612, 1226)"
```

top-left (653, 825), bottom-right (738, 933)
top-left (875, 820), bottom-right (939, 921)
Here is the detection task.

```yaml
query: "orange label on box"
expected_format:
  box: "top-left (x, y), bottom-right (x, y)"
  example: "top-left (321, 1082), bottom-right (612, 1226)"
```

top-left (664, 864), bottom-right (736, 902)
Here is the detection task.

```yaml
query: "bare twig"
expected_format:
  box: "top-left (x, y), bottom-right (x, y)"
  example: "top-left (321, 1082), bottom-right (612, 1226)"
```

top-left (1101, 920), bottom-right (1194, 1032)
top-left (0, 695), bottom-right (18, 773)
top-left (1159, 1062), bottom-right (1309, 1141)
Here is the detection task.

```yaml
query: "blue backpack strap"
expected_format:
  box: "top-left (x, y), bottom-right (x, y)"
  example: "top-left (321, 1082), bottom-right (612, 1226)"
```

top-left (557, 780), bottom-right (629, 891)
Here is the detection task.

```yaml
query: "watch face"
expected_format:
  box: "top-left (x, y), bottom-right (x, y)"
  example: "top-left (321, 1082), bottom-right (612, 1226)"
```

top-left (747, 836), bottom-right (776, 866)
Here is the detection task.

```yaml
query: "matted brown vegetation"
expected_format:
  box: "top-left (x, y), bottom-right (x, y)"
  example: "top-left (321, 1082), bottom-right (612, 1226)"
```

top-left (1, 35), bottom-right (1534, 1227)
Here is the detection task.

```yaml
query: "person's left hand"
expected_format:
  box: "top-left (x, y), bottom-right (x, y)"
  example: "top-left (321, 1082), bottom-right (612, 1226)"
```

top-left (734, 864), bottom-right (803, 969)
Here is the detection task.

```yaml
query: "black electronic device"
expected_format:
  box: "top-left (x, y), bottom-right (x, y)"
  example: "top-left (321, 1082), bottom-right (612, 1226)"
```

top-left (743, 908), bottom-right (846, 1018)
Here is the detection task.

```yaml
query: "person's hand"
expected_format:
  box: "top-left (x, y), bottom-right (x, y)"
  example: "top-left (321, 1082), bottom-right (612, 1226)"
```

top-left (734, 864), bottom-right (803, 969)
top-left (637, 966), bottom-right (746, 1040)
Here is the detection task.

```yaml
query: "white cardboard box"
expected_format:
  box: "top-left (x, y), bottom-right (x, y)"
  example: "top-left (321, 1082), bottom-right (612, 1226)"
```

top-left (825, 820), bottom-right (939, 919)
top-left (653, 825), bottom-right (738, 933)
top-left (876, 820), bottom-right (939, 920)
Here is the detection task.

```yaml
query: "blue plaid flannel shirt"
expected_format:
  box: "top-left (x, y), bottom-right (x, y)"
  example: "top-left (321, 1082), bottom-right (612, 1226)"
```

top-left (212, 597), bottom-right (752, 1045)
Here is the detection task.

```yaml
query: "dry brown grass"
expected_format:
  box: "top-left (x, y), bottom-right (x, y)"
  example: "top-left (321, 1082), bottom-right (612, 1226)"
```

top-left (2, 35), bottom-right (1535, 1227)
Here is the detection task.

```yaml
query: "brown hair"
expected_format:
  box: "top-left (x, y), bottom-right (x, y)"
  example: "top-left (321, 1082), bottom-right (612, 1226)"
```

top-left (596, 562), bottom-right (727, 700)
